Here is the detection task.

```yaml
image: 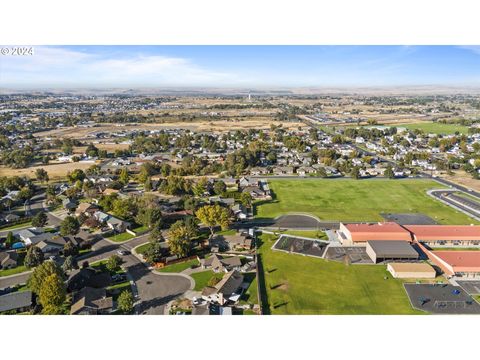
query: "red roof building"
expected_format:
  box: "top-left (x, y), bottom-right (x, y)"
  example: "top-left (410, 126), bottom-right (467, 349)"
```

top-left (403, 225), bottom-right (480, 246)
top-left (338, 222), bottom-right (412, 245)
top-left (425, 249), bottom-right (480, 278)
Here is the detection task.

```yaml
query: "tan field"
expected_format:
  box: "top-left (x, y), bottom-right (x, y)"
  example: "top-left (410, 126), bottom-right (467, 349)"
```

top-left (0, 161), bottom-right (98, 180)
top-left (34, 119), bottom-right (306, 140)
top-left (441, 170), bottom-right (480, 192)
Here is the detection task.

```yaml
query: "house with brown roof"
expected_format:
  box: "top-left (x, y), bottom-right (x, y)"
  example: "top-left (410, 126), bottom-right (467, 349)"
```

top-left (201, 270), bottom-right (244, 305)
top-left (200, 254), bottom-right (242, 273)
top-left (209, 233), bottom-right (252, 252)
top-left (75, 202), bottom-right (99, 217)
top-left (70, 287), bottom-right (114, 315)
top-left (0, 251), bottom-right (19, 269)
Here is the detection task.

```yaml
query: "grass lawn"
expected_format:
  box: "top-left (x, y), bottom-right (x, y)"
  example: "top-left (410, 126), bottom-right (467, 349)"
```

top-left (255, 179), bottom-right (477, 224)
top-left (401, 122), bottom-right (469, 135)
top-left (239, 272), bottom-right (258, 305)
top-left (0, 252), bottom-right (28, 278)
top-left (158, 258), bottom-right (200, 273)
top-left (0, 221), bottom-right (32, 231)
top-left (107, 281), bottom-right (132, 301)
top-left (215, 229), bottom-right (237, 236)
top-left (105, 231), bottom-right (135, 242)
top-left (90, 259), bottom-right (125, 275)
top-left (135, 242), bottom-right (150, 255)
top-left (278, 230), bottom-right (328, 239)
top-left (258, 233), bottom-right (422, 315)
top-left (131, 225), bottom-right (149, 235)
top-left (0, 265), bottom-right (28, 277)
top-left (191, 270), bottom-right (223, 291)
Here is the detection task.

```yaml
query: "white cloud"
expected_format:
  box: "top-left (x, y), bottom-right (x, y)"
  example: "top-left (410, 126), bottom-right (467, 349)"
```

top-left (0, 46), bottom-right (245, 87)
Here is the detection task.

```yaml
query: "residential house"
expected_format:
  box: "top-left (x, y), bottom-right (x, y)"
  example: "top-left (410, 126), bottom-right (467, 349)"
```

top-left (93, 211), bottom-right (130, 232)
top-left (63, 198), bottom-right (78, 212)
top-left (75, 202), bottom-right (99, 217)
top-left (0, 251), bottom-right (18, 269)
top-left (17, 228), bottom-right (57, 246)
top-left (200, 254), bottom-right (242, 273)
top-left (70, 287), bottom-right (114, 315)
top-left (67, 267), bottom-right (112, 292)
top-left (201, 270), bottom-right (244, 305)
top-left (0, 291), bottom-right (33, 314)
top-left (232, 204), bottom-right (248, 221)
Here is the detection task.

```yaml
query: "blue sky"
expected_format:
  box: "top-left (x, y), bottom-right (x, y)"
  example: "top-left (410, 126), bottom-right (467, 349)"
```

top-left (1, 45), bottom-right (480, 88)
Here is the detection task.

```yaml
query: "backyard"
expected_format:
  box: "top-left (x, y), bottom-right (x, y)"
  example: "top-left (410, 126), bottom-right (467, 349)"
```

top-left (255, 179), bottom-right (477, 224)
top-left (257, 233), bottom-right (422, 315)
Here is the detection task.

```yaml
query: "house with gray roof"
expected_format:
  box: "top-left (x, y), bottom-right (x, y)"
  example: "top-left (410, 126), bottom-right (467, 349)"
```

top-left (0, 291), bottom-right (33, 314)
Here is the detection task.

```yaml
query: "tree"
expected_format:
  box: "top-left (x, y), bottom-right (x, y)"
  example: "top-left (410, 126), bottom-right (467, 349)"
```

top-left (60, 216), bottom-right (80, 236)
top-left (62, 255), bottom-right (76, 272)
top-left (31, 211), bottom-right (48, 227)
top-left (239, 192), bottom-right (252, 208)
top-left (67, 169), bottom-right (85, 184)
top-left (5, 231), bottom-right (15, 249)
top-left (317, 167), bottom-right (328, 178)
top-left (85, 143), bottom-right (99, 158)
top-left (213, 180), bottom-right (227, 195)
top-left (384, 165), bottom-right (395, 179)
top-left (119, 167), bottom-right (129, 186)
top-left (143, 239), bottom-right (163, 263)
top-left (117, 290), bottom-right (134, 314)
top-left (63, 241), bottom-right (79, 257)
top-left (24, 245), bottom-right (44, 268)
top-left (351, 166), bottom-right (361, 180)
top-left (28, 261), bottom-right (64, 294)
top-left (35, 168), bottom-right (49, 183)
top-left (112, 198), bottom-right (137, 221)
top-left (167, 221), bottom-right (193, 258)
top-left (149, 221), bottom-right (164, 242)
top-left (195, 204), bottom-right (231, 237)
top-left (38, 273), bottom-right (66, 314)
top-left (106, 255), bottom-right (122, 273)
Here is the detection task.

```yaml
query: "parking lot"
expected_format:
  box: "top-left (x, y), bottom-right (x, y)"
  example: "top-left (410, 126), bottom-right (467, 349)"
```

top-left (457, 281), bottom-right (480, 295)
top-left (272, 235), bottom-right (328, 258)
top-left (404, 284), bottom-right (480, 314)
top-left (381, 213), bottom-right (437, 225)
top-left (324, 246), bottom-right (373, 264)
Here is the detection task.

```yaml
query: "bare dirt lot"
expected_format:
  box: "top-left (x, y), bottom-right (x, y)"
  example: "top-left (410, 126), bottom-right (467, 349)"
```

top-left (442, 170), bottom-right (480, 192)
top-left (0, 161), bottom-right (97, 180)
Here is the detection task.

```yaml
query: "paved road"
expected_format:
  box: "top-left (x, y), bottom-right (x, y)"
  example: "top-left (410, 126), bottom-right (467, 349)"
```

top-left (429, 189), bottom-right (480, 221)
top-left (0, 272), bottom-right (31, 288)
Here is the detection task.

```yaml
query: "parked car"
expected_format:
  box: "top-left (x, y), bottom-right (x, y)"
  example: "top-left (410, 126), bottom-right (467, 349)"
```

top-left (112, 274), bottom-right (127, 283)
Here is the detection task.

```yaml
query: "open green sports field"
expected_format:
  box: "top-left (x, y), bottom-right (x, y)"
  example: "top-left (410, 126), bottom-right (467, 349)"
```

top-left (258, 233), bottom-right (423, 315)
top-left (255, 179), bottom-right (477, 224)
top-left (400, 122), bottom-right (469, 135)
